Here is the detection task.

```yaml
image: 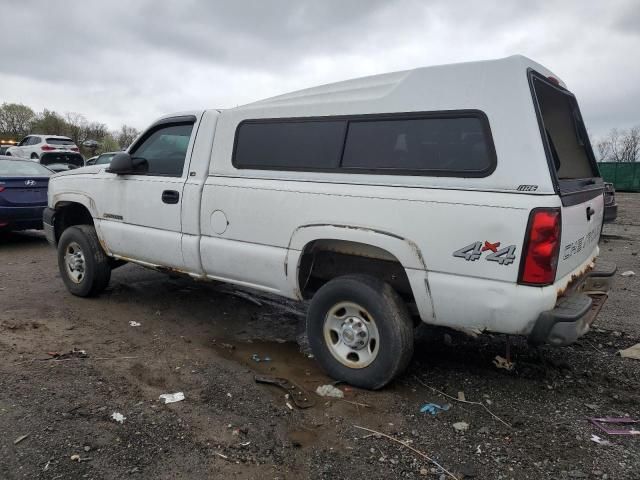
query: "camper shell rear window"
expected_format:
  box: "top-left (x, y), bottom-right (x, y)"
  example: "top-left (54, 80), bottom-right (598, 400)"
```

top-left (529, 70), bottom-right (602, 187)
top-left (233, 111), bottom-right (496, 177)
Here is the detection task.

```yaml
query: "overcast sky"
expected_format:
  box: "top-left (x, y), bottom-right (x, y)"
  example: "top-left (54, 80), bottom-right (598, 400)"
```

top-left (1, 0), bottom-right (638, 138)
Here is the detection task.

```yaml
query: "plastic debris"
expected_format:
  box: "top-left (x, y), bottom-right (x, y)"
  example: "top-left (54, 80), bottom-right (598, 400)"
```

top-left (159, 392), bottom-right (185, 404)
top-left (129, 321), bottom-right (141, 327)
top-left (457, 391), bottom-right (466, 402)
top-left (315, 384), bottom-right (344, 398)
top-left (493, 355), bottom-right (515, 371)
top-left (621, 270), bottom-right (636, 277)
top-left (70, 454), bottom-right (81, 462)
top-left (453, 421), bottom-right (469, 432)
top-left (111, 412), bottom-right (126, 424)
top-left (589, 417), bottom-right (640, 435)
top-left (420, 403), bottom-right (450, 415)
top-left (47, 348), bottom-right (88, 360)
top-left (618, 343), bottom-right (640, 360)
top-left (590, 434), bottom-right (612, 445)
top-left (251, 353), bottom-right (271, 362)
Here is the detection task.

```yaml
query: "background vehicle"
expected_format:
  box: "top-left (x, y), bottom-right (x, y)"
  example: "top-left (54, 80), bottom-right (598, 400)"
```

top-left (85, 152), bottom-right (118, 166)
top-left (603, 182), bottom-right (618, 223)
top-left (0, 156), bottom-right (52, 231)
top-left (5, 134), bottom-right (84, 169)
top-left (44, 56), bottom-right (614, 389)
top-left (0, 142), bottom-right (18, 155)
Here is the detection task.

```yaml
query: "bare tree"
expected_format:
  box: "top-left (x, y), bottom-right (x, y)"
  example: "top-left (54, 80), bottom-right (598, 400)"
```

top-left (0, 103), bottom-right (35, 138)
top-left (596, 126), bottom-right (640, 162)
top-left (117, 125), bottom-right (140, 150)
top-left (64, 112), bottom-right (91, 146)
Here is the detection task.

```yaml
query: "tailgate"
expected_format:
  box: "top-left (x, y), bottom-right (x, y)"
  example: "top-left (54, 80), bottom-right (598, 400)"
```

top-left (557, 191), bottom-right (603, 279)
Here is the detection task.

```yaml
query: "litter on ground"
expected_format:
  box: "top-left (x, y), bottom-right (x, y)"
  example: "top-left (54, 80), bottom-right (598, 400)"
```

top-left (159, 392), bottom-right (185, 404)
top-left (590, 434), bottom-right (612, 445)
top-left (14, 434), bottom-right (29, 445)
top-left (493, 355), bottom-right (515, 371)
top-left (251, 353), bottom-right (271, 362)
top-left (452, 421), bottom-right (469, 432)
top-left (618, 343), bottom-right (640, 360)
top-left (621, 270), bottom-right (636, 277)
top-left (111, 412), bottom-right (126, 424)
top-left (129, 321), bottom-right (141, 327)
top-left (420, 403), bottom-right (450, 415)
top-left (315, 384), bottom-right (344, 398)
top-left (589, 417), bottom-right (640, 435)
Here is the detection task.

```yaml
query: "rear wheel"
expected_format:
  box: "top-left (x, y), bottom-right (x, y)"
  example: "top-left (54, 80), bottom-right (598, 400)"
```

top-left (30, 153), bottom-right (39, 160)
top-left (57, 225), bottom-right (111, 297)
top-left (306, 274), bottom-right (414, 390)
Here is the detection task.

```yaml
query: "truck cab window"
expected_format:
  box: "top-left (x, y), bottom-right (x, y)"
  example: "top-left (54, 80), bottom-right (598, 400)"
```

top-left (130, 123), bottom-right (194, 176)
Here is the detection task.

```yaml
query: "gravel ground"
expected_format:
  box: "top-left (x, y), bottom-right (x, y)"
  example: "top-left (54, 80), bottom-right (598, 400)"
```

top-left (1, 194), bottom-right (639, 480)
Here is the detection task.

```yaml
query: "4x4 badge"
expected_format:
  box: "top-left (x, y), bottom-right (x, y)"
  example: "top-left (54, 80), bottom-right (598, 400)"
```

top-left (453, 241), bottom-right (516, 265)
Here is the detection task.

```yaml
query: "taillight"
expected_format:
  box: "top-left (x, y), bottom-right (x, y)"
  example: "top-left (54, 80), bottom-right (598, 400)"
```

top-left (0, 185), bottom-right (5, 192)
top-left (518, 208), bottom-right (561, 286)
top-left (41, 145), bottom-right (56, 151)
top-left (71, 147), bottom-right (79, 152)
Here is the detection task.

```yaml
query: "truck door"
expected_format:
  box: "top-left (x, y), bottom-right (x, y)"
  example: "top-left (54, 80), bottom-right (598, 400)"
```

top-left (96, 114), bottom-right (201, 269)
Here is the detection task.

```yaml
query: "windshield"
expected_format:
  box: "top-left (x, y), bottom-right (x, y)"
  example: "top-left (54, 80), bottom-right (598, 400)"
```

top-left (532, 75), bottom-right (597, 180)
top-left (46, 138), bottom-right (75, 145)
top-left (0, 159), bottom-right (53, 176)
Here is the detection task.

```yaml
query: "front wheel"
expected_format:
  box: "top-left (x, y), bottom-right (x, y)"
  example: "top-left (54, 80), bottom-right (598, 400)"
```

top-left (57, 225), bottom-right (111, 297)
top-left (306, 274), bottom-right (414, 390)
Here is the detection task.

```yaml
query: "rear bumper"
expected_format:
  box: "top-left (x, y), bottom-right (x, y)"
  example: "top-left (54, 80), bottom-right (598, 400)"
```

top-left (0, 205), bottom-right (46, 230)
top-left (43, 207), bottom-right (56, 246)
top-left (529, 260), bottom-right (616, 346)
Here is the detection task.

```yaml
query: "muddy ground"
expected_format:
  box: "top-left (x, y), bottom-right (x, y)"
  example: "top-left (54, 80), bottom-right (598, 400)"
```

top-left (1, 194), bottom-right (639, 480)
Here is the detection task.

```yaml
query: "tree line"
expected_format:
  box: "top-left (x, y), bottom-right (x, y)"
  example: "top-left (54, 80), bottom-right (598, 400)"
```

top-left (595, 126), bottom-right (640, 163)
top-left (0, 102), bottom-right (139, 155)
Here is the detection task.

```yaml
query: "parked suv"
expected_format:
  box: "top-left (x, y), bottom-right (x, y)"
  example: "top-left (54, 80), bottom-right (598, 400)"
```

top-left (43, 56), bottom-right (615, 389)
top-left (6, 135), bottom-right (84, 169)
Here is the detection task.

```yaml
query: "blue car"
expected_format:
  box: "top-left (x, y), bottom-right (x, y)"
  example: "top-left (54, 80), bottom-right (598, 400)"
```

top-left (0, 156), bottom-right (53, 231)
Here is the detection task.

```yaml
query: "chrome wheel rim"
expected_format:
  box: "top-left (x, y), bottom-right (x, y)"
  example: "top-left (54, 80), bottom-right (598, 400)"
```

top-left (323, 301), bottom-right (379, 369)
top-left (64, 242), bottom-right (86, 284)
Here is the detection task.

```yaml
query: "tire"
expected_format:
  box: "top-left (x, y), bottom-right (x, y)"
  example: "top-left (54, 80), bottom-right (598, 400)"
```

top-left (5, 152), bottom-right (10, 156)
top-left (57, 225), bottom-right (111, 297)
top-left (30, 153), bottom-right (39, 160)
top-left (306, 274), bottom-right (414, 390)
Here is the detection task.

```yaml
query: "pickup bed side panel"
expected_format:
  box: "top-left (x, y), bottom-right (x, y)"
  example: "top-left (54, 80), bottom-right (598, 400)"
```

top-left (198, 176), bottom-right (562, 333)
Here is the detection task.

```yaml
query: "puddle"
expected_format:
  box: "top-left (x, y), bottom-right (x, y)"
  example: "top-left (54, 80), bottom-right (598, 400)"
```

top-left (212, 339), bottom-right (327, 392)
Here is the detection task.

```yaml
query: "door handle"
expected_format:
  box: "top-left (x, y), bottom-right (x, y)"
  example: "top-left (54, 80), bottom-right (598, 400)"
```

top-left (162, 190), bottom-right (180, 204)
top-left (586, 206), bottom-right (595, 221)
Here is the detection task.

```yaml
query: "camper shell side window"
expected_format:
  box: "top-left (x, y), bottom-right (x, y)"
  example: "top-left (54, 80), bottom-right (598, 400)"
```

top-left (232, 110), bottom-right (497, 178)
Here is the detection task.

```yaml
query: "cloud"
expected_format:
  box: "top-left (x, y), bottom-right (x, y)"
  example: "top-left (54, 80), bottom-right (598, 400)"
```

top-left (0, 0), bottom-right (637, 137)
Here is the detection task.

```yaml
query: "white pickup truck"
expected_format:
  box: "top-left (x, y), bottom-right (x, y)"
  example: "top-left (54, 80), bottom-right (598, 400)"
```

top-left (44, 55), bottom-right (615, 389)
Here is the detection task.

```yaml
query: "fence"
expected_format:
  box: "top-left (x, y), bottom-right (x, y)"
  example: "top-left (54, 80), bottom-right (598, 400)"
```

top-left (597, 162), bottom-right (640, 192)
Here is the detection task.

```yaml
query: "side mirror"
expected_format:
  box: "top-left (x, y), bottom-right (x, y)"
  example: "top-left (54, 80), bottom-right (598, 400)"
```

top-left (106, 152), bottom-right (133, 174)
top-left (106, 153), bottom-right (148, 174)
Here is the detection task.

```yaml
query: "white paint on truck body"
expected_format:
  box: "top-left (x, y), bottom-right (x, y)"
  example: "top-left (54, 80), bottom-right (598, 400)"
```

top-left (48, 55), bottom-right (605, 337)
